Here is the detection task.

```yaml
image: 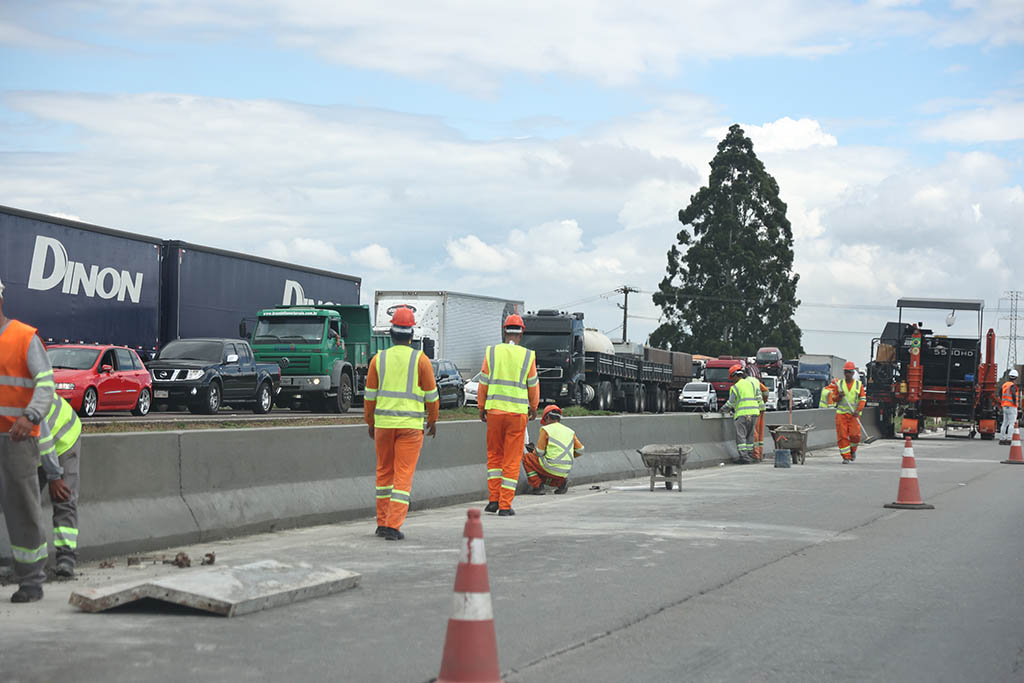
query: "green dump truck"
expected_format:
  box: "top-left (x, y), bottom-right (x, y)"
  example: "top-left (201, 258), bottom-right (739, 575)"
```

top-left (245, 305), bottom-right (391, 412)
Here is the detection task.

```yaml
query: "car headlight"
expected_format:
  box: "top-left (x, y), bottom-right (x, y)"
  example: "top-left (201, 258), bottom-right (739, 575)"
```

top-left (56, 382), bottom-right (75, 391)
top-left (184, 370), bottom-right (204, 381)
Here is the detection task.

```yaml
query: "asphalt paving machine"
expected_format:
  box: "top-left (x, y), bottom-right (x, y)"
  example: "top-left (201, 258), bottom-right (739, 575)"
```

top-left (865, 298), bottom-right (999, 439)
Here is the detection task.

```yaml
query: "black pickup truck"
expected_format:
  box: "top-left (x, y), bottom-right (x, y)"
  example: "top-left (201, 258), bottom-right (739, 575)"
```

top-left (148, 338), bottom-right (280, 414)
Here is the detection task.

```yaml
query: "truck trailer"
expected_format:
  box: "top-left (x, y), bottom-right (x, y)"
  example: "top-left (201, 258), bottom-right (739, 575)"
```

top-left (796, 354), bottom-right (847, 405)
top-left (0, 205), bottom-right (361, 350)
top-left (372, 290), bottom-right (522, 377)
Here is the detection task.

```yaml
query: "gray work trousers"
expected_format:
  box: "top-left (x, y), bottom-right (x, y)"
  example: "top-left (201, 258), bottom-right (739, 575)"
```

top-left (734, 415), bottom-right (757, 463)
top-left (37, 439), bottom-right (80, 566)
top-left (1000, 406), bottom-right (1018, 441)
top-left (0, 435), bottom-right (47, 588)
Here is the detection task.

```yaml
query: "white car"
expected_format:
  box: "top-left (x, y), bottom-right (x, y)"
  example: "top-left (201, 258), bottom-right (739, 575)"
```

top-left (679, 381), bottom-right (717, 412)
top-left (761, 375), bottom-right (779, 411)
top-left (464, 372), bottom-right (483, 405)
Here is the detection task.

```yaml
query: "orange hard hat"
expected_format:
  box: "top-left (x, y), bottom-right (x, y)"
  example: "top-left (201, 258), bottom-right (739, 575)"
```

top-left (390, 306), bottom-right (416, 330)
top-left (503, 314), bottom-right (525, 332)
top-left (844, 361), bottom-right (856, 372)
top-left (729, 364), bottom-right (743, 376)
top-left (542, 404), bottom-right (562, 420)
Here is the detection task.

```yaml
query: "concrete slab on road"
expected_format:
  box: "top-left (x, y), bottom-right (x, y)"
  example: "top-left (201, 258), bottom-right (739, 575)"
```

top-left (1, 435), bottom-right (1021, 683)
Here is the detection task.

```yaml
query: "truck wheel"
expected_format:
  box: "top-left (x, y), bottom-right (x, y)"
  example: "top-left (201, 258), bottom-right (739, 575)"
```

top-left (252, 382), bottom-right (274, 414)
top-left (637, 385), bottom-right (646, 413)
top-left (131, 388), bottom-right (152, 417)
top-left (201, 382), bottom-right (222, 415)
top-left (337, 374), bottom-right (353, 413)
top-left (79, 388), bottom-right (98, 418)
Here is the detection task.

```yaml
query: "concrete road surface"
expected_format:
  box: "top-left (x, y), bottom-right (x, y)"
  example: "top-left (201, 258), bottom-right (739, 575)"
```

top-left (2, 434), bottom-right (1022, 682)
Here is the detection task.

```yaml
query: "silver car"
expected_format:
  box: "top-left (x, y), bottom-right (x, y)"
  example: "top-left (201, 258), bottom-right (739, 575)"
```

top-left (679, 381), bottom-right (717, 412)
top-left (464, 371), bottom-right (483, 405)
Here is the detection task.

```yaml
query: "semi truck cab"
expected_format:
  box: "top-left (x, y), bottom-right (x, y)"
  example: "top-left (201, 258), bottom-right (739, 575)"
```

top-left (520, 310), bottom-right (587, 405)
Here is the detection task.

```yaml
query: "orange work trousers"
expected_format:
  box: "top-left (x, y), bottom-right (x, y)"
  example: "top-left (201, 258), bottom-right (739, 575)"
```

top-left (835, 413), bottom-right (861, 460)
top-left (522, 451), bottom-right (566, 489)
top-left (374, 427), bottom-right (424, 530)
top-left (753, 413), bottom-right (766, 461)
top-left (486, 411), bottom-right (527, 510)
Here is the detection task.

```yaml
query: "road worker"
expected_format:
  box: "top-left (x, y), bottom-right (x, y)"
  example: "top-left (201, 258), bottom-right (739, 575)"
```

top-left (0, 275), bottom-right (54, 602)
top-left (523, 405), bottom-right (584, 495)
top-left (364, 306), bottom-right (439, 541)
top-left (821, 361), bottom-right (867, 463)
top-left (750, 371), bottom-right (769, 462)
top-left (478, 314), bottom-right (539, 516)
top-left (722, 364), bottom-right (762, 464)
top-left (999, 369), bottom-right (1019, 445)
top-left (37, 392), bottom-right (81, 577)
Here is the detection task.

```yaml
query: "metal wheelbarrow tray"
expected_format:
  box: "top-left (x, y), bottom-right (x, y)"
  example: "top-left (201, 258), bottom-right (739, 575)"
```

top-left (767, 424), bottom-right (815, 465)
top-left (636, 444), bottom-right (693, 491)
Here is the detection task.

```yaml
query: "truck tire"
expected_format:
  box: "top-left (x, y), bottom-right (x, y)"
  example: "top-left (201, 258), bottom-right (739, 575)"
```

top-left (200, 381), bottom-right (222, 415)
top-left (131, 388), bottom-right (152, 417)
top-left (252, 381), bottom-right (274, 414)
top-left (336, 374), bottom-right (353, 413)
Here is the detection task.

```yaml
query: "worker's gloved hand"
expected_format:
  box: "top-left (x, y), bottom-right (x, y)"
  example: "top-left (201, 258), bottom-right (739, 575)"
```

top-left (367, 425), bottom-right (375, 440)
top-left (48, 478), bottom-right (72, 503)
top-left (425, 422), bottom-right (437, 438)
top-left (10, 416), bottom-right (34, 442)
top-left (525, 442), bottom-right (536, 453)
top-left (479, 410), bottom-right (487, 423)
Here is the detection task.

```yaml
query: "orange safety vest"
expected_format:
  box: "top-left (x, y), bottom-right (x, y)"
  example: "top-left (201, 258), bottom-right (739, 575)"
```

top-left (1002, 381), bottom-right (1019, 408)
top-left (0, 319), bottom-right (42, 437)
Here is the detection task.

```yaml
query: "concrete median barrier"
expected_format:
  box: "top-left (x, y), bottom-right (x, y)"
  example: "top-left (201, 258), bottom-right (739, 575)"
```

top-left (0, 408), bottom-right (875, 564)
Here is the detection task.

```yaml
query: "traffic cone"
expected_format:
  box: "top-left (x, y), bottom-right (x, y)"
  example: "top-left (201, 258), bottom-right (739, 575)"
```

top-left (1001, 426), bottom-right (1024, 465)
top-left (884, 437), bottom-right (935, 510)
top-left (437, 509), bottom-right (502, 683)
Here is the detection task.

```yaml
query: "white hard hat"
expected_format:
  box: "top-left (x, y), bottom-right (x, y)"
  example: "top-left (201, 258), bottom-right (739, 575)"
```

top-left (1011, 369), bottom-right (1019, 379)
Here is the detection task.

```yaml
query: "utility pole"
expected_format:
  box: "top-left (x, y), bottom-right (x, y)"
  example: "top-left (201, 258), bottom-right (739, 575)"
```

top-left (1007, 290), bottom-right (1022, 372)
top-left (616, 286), bottom-right (639, 343)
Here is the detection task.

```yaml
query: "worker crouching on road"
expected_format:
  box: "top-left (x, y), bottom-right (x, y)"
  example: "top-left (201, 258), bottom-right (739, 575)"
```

top-left (364, 306), bottom-right (439, 541)
top-left (37, 393), bottom-right (81, 578)
top-left (821, 361), bottom-right (866, 463)
top-left (0, 275), bottom-right (54, 603)
top-left (722, 364), bottom-right (763, 464)
top-left (523, 405), bottom-right (584, 495)
top-left (479, 314), bottom-right (539, 516)
top-left (999, 369), bottom-right (1019, 445)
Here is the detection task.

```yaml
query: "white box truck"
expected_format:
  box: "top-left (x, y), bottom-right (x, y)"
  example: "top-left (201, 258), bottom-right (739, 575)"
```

top-left (373, 291), bottom-right (524, 377)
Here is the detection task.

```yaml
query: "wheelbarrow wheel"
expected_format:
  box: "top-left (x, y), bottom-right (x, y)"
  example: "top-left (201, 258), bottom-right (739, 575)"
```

top-left (665, 481), bottom-right (673, 490)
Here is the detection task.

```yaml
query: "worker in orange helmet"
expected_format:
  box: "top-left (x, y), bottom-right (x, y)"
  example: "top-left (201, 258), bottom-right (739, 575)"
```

top-left (748, 368), bottom-right (769, 462)
top-left (999, 369), bottom-right (1019, 445)
top-left (522, 404), bottom-right (585, 495)
top-left (722, 364), bottom-right (762, 464)
top-left (478, 314), bottom-right (539, 516)
top-left (821, 361), bottom-right (866, 463)
top-left (364, 306), bottom-right (439, 540)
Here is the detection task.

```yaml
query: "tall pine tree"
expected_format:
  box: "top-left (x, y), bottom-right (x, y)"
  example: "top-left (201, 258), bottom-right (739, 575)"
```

top-left (651, 124), bottom-right (802, 358)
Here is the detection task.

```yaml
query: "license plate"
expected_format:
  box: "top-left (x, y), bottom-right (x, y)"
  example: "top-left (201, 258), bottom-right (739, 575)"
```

top-left (154, 390), bottom-right (169, 399)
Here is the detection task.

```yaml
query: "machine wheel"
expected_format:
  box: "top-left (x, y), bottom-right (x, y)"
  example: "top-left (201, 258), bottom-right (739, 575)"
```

top-left (252, 382), bottom-right (274, 414)
top-left (665, 481), bottom-right (673, 490)
top-left (131, 388), bottom-right (152, 416)
top-left (79, 387), bottom-right (98, 418)
top-left (980, 432), bottom-right (994, 441)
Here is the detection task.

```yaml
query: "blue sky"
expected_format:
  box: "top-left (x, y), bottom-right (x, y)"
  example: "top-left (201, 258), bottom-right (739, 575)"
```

top-left (2, 0), bottom-right (1023, 366)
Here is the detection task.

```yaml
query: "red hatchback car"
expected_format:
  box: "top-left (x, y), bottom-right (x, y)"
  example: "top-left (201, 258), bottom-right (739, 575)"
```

top-left (46, 344), bottom-right (153, 417)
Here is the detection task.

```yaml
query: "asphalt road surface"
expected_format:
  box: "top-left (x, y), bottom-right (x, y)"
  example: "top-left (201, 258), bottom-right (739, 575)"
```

top-left (2, 434), bottom-right (1022, 682)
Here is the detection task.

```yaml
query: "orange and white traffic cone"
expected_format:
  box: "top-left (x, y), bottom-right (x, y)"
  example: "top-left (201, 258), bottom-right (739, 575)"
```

top-left (437, 509), bottom-right (502, 683)
top-left (884, 437), bottom-right (935, 510)
top-left (1001, 426), bottom-right (1024, 465)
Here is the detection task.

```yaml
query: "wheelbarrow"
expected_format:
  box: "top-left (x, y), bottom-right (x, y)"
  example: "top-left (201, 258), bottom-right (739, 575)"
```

top-left (767, 424), bottom-right (814, 465)
top-left (636, 444), bottom-right (693, 491)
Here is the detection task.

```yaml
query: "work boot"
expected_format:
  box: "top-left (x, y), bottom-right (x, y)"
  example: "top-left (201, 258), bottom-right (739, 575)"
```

top-left (554, 482), bottom-right (569, 494)
top-left (11, 585), bottom-right (43, 603)
top-left (375, 525), bottom-right (387, 537)
top-left (55, 558), bottom-right (75, 579)
top-left (484, 501), bottom-right (499, 513)
top-left (383, 527), bottom-right (405, 541)
top-left (841, 458), bottom-right (851, 465)
top-left (850, 452), bottom-right (857, 462)
top-left (497, 508), bottom-right (516, 516)
top-left (528, 485), bottom-right (545, 495)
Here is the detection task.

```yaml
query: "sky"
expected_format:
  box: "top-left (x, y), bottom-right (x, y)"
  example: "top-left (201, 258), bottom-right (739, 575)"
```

top-left (2, 0), bottom-right (1023, 369)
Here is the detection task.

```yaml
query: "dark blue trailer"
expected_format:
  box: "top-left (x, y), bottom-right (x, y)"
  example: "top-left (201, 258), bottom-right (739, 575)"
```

top-left (160, 241), bottom-right (361, 341)
top-left (0, 205), bottom-right (163, 349)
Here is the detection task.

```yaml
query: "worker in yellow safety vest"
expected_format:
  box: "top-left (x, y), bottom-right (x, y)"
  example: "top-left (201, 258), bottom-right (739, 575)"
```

top-left (37, 393), bottom-right (81, 577)
top-left (523, 405), bottom-right (585, 494)
top-left (722, 365), bottom-right (763, 464)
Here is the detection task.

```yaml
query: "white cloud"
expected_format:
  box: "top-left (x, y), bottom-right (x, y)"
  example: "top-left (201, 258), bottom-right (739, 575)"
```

top-left (707, 117), bottom-right (839, 153)
top-left (921, 101), bottom-right (1024, 141)
top-left (446, 235), bottom-right (505, 272)
top-left (0, 21), bottom-right (88, 51)
top-left (933, 0), bottom-right (1024, 47)
top-left (264, 237), bottom-right (346, 269)
top-left (351, 243), bottom-right (397, 270)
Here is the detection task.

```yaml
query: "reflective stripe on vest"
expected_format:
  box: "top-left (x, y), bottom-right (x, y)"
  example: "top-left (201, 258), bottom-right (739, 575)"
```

top-left (483, 344), bottom-right (533, 414)
top-left (730, 378), bottom-right (761, 418)
top-left (835, 379), bottom-right (864, 415)
top-left (373, 345), bottom-right (429, 429)
top-left (539, 422), bottom-right (576, 476)
top-left (1002, 381), bottom-right (1018, 408)
top-left (0, 320), bottom-right (42, 437)
top-left (44, 395), bottom-right (82, 456)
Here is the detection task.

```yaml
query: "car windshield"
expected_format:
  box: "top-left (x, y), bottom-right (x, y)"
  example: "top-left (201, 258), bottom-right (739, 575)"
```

top-left (792, 388), bottom-right (811, 397)
top-left (158, 340), bottom-right (224, 362)
top-left (47, 347), bottom-right (101, 370)
top-left (704, 367), bottom-right (732, 382)
top-left (762, 377), bottom-right (777, 389)
top-left (253, 317), bottom-right (325, 344)
top-left (756, 350), bottom-right (780, 363)
top-left (683, 382), bottom-right (708, 392)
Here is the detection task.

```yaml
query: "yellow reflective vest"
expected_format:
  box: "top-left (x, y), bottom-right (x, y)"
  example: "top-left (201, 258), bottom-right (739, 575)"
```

top-left (538, 422), bottom-right (578, 476)
top-left (482, 344), bottom-right (534, 415)
top-left (370, 345), bottom-right (434, 429)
